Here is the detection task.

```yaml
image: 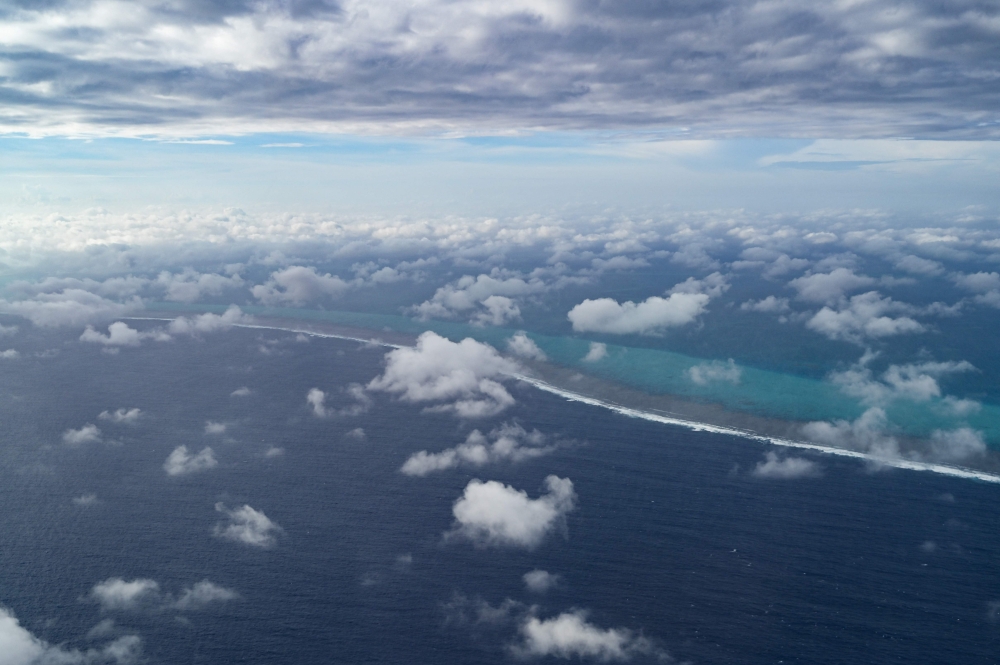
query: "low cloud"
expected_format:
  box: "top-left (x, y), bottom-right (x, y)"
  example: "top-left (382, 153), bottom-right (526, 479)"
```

top-left (752, 452), bottom-right (821, 479)
top-left (89, 577), bottom-right (238, 614)
top-left (830, 354), bottom-right (976, 406)
top-left (163, 446), bottom-right (218, 476)
top-left (252, 266), bottom-right (349, 305)
top-left (895, 256), bottom-right (944, 276)
top-left (80, 322), bottom-right (170, 347)
top-left (568, 292), bottom-right (709, 335)
top-left (157, 270), bottom-right (244, 303)
top-left (953, 271), bottom-right (1000, 308)
top-left (0, 290), bottom-right (143, 328)
top-left (230, 386), bottom-right (251, 397)
top-left (401, 423), bottom-right (554, 476)
top-left (345, 427), bottom-right (366, 440)
top-left (523, 570), bottom-right (560, 593)
top-left (444, 596), bottom-right (667, 662)
top-left (204, 421), bottom-right (227, 435)
top-left (307, 384), bottom-right (371, 418)
top-left (953, 271), bottom-right (1000, 293)
top-left (368, 332), bottom-right (520, 418)
top-left (790, 269), bottom-right (875, 303)
top-left (448, 475), bottom-right (576, 549)
top-left (929, 428), bottom-right (987, 463)
top-left (568, 274), bottom-right (725, 335)
top-left (307, 388), bottom-right (328, 417)
top-left (507, 332), bottom-right (546, 361)
top-left (173, 581), bottom-right (240, 611)
top-left (740, 296), bottom-right (790, 313)
top-left (583, 342), bottom-right (607, 362)
top-left (806, 292), bottom-right (925, 343)
top-left (63, 424), bottom-right (102, 446)
top-left (513, 611), bottom-right (665, 662)
top-left (802, 407), bottom-right (901, 459)
top-left (90, 579), bottom-right (161, 612)
top-left (473, 295), bottom-right (522, 327)
top-left (214, 503), bottom-right (282, 548)
top-left (0, 606), bottom-right (142, 665)
top-left (99, 408), bottom-right (142, 424)
top-left (0, 349), bottom-right (19, 359)
top-left (412, 273), bottom-right (547, 324)
top-left (167, 306), bottom-right (250, 335)
top-left (687, 359), bottom-right (741, 386)
top-left (339, 383), bottom-right (373, 417)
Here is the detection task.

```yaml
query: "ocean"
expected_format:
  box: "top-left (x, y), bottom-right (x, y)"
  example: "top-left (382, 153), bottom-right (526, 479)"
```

top-left (1, 322), bottom-right (999, 664)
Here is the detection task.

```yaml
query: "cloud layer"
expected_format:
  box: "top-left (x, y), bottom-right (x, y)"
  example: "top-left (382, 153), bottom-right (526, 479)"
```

top-left (2, 0), bottom-right (999, 137)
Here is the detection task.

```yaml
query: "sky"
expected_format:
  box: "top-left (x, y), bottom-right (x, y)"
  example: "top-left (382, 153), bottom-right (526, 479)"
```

top-left (0, 0), bottom-right (999, 216)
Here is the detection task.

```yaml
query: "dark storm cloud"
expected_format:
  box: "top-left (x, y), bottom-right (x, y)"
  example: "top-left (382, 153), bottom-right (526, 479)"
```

top-left (0, 0), bottom-right (998, 137)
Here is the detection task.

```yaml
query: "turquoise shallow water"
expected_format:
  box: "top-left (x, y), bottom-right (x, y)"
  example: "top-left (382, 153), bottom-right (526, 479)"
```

top-left (148, 302), bottom-right (1000, 446)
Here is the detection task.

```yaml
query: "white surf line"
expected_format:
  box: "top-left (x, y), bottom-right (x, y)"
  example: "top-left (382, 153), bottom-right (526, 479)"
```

top-left (127, 317), bottom-right (406, 349)
top-left (128, 316), bottom-right (1000, 484)
top-left (514, 374), bottom-right (1000, 485)
top-left (236, 322), bottom-right (406, 349)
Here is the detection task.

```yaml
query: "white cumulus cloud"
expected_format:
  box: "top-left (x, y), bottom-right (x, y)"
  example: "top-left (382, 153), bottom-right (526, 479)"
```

top-left (583, 342), bottom-right (608, 362)
top-left (523, 570), bottom-right (560, 593)
top-left (98, 408), bottom-right (142, 424)
top-left (0, 606), bottom-right (142, 665)
top-left (830, 354), bottom-right (976, 406)
top-left (567, 292), bottom-right (709, 335)
top-left (507, 331), bottom-right (547, 361)
top-left (473, 295), bottom-right (522, 327)
top-left (252, 266), bottom-right (349, 305)
top-left (688, 359), bottom-right (741, 386)
top-left (401, 423), bottom-right (553, 476)
top-left (214, 503), bottom-right (282, 548)
top-left (163, 446), bottom-right (218, 476)
top-left (368, 332), bottom-right (520, 418)
top-left (173, 580), bottom-right (240, 611)
top-left (167, 305), bottom-right (250, 335)
top-left (806, 292), bottom-right (924, 343)
top-left (89, 578), bottom-right (160, 612)
top-left (307, 388), bottom-right (329, 417)
top-left (740, 296), bottom-right (790, 313)
top-left (63, 424), bottom-right (102, 445)
top-left (513, 611), bottom-right (663, 661)
top-left (157, 270), bottom-right (244, 303)
top-left (412, 273), bottom-right (547, 323)
top-left (802, 407), bottom-right (901, 459)
top-left (752, 452), bottom-right (821, 479)
top-left (0, 290), bottom-right (143, 328)
top-left (790, 268), bottom-right (876, 303)
top-left (80, 321), bottom-right (170, 346)
top-left (448, 475), bottom-right (576, 549)
top-left (929, 428), bottom-right (987, 463)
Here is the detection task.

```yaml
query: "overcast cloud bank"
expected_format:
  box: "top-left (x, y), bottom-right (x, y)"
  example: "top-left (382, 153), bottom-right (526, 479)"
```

top-left (1, 0), bottom-right (998, 138)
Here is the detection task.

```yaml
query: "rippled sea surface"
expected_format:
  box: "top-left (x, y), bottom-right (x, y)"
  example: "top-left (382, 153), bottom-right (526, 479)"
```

top-left (2, 324), bottom-right (999, 664)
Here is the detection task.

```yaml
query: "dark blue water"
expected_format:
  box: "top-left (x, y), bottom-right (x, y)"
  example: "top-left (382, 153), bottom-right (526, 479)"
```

top-left (1, 325), bottom-right (999, 664)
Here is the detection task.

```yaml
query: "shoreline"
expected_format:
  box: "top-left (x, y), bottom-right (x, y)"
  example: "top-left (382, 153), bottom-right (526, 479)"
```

top-left (130, 313), bottom-right (1000, 485)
